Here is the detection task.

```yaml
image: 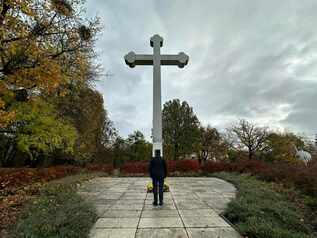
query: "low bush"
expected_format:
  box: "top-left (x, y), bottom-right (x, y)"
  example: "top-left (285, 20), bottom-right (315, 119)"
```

top-left (166, 160), bottom-right (177, 173)
top-left (11, 174), bottom-right (98, 238)
top-left (0, 165), bottom-right (81, 191)
top-left (86, 163), bottom-right (113, 174)
top-left (202, 159), bottom-right (317, 197)
top-left (175, 159), bottom-right (200, 172)
top-left (202, 160), bottom-right (232, 173)
top-left (121, 161), bottom-right (148, 174)
top-left (0, 164), bottom-right (115, 192)
top-left (120, 159), bottom-right (201, 174)
top-left (202, 159), bottom-right (268, 174)
top-left (214, 172), bottom-right (316, 238)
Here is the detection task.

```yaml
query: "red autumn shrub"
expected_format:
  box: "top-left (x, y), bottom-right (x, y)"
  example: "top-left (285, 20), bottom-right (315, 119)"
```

top-left (257, 162), bottom-right (297, 183)
top-left (37, 165), bottom-right (81, 181)
top-left (267, 161), bottom-right (317, 197)
top-left (165, 160), bottom-right (201, 173)
top-left (0, 165), bottom-right (82, 190)
top-left (175, 160), bottom-right (201, 172)
top-left (0, 169), bottom-right (36, 189)
top-left (120, 159), bottom-right (202, 174)
top-left (202, 158), bottom-right (317, 197)
top-left (121, 161), bottom-right (148, 174)
top-left (202, 160), bottom-right (232, 173)
top-left (292, 161), bottom-right (317, 196)
top-left (167, 160), bottom-right (177, 173)
top-left (203, 159), bottom-right (273, 175)
top-left (235, 159), bottom-right (268, 174)
top-left (86, 163), bottom-right (113, 173)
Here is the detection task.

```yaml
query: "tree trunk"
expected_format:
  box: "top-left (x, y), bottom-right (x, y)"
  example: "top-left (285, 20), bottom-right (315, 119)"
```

top-left (0, 1), bottom-right (10, 27)
top-left (4, 143), bottom-right (14, 166)
top-left (202, 150), bottom-right (208, 162)
top-left (174, 144), bottom-right (178, 160)
top-left (248, 148), bottom-right (253, 160)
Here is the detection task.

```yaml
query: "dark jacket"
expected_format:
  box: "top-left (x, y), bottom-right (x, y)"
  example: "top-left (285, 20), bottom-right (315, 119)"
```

top-left (149, 156), bottom-right (167, 179)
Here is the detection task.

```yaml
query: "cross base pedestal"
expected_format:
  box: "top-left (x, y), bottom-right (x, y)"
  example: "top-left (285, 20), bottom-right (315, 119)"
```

top-left (152, 142), bottom-right (163, 157)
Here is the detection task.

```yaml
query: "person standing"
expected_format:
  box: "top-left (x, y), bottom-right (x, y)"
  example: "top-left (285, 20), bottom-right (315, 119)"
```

top-left (149, 150), bottom-right (167, 206)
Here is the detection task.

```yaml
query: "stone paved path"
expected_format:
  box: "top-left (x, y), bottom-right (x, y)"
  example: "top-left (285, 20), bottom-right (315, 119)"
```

top-left (78, 177), bottom-right (241, 238)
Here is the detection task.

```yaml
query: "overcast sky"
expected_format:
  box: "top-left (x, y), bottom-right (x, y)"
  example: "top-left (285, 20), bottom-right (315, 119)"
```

top-left (84, 0), bottom-right (317, 141)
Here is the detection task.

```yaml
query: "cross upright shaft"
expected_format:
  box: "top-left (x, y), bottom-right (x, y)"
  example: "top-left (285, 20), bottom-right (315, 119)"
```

top-left (124, 34), bottom-right (189, 157)
top-left (152, 35), bottom-right (163, 156)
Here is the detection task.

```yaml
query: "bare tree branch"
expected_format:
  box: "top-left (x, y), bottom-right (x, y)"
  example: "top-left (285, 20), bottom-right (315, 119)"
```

top-left (230, 119), bottom-right (268, 159)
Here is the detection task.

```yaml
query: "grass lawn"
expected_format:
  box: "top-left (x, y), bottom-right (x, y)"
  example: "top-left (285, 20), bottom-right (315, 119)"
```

top-left (214, 172), bottom-right (317, 238)
top-left (10, 173), bottom-right (100, 238)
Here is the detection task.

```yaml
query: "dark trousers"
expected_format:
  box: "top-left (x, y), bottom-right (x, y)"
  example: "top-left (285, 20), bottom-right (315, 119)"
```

top-left (152, 177), bottom-right (164, 203)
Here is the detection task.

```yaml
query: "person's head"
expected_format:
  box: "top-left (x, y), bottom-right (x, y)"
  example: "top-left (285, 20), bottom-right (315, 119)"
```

top-left (154, 149), bottom-right (161, 158)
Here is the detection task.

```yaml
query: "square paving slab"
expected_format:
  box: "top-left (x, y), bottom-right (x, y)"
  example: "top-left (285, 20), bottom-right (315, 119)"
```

top-left (141, 210), bottom-right (179, 218)
top-left (110, 203), bottom-right (144, 210)
top-left (179, 209), bottom-right (218, 217)
top-left (139, 217), bottom-right (183, 228)
top-left (101, 210), bottom-right (142, 218)
top-left (95, 218), bottom-right (139, 228)
top-left (187, 228), bottom-right (241, 238)
top-left (90, 229), bottom-right (136, 238)
top-left (182, 215), bottom-right (231, 228)
top-left (143, 203), bottom-right (176, 210)
top-left (136, 228), bottom-right (187, 238)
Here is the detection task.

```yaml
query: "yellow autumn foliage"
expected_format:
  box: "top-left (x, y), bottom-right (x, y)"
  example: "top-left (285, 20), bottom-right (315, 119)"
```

top-left (0, 0), bottom-right (100, 128)
top-left (0, 98), bottom-right (15, 128)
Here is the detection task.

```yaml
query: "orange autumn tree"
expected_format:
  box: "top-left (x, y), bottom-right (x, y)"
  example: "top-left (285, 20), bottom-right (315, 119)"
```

top-left (0, 0), bottom-right (100, 127)
top-left (0, 0), bottom-right (102, 165)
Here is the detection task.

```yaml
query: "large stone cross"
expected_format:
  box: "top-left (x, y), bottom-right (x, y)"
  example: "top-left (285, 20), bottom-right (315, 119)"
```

top-left (124, 34), bottom-right (189, 157)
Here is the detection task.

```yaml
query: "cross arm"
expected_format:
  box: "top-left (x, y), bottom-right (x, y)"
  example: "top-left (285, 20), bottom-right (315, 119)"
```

top-left (124, 52), bottom-right (153, 67)
top-left (161, 52), bottom-right (189, 68)
top-left (124, 52), bottom-right (189, 68)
